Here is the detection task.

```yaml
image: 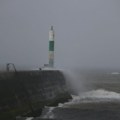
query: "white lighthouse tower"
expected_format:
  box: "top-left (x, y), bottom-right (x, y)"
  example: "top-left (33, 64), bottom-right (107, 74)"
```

top-left (49, 26), bottom-right (55, 67)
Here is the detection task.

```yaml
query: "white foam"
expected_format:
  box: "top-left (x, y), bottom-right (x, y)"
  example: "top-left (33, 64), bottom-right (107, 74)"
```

top-left (58, 103), bottom-right (64, 107)
top-left (25, 117), bottom-right (34, 120)
top-left (62, 89), bottom-right (120, 107)
top-left (41, 107), bottom-right (55, 119)
top-left (80, 89), bottom-right (120, 99)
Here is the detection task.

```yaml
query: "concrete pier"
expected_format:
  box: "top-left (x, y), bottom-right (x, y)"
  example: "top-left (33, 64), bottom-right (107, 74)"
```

top-left (0, 70), bottom-right (71, 120)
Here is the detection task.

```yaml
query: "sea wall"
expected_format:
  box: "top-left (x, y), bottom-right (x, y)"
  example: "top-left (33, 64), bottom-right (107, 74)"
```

top-left (0, 70), bottom-right (71, 120)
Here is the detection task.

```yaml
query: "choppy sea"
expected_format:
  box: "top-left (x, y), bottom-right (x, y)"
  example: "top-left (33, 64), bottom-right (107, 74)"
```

top-left (28, 71), bottom-right (120, 120)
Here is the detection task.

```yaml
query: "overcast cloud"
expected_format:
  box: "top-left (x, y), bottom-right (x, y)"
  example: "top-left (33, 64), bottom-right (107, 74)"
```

top-left (0, 0), bottom-right (120, 70)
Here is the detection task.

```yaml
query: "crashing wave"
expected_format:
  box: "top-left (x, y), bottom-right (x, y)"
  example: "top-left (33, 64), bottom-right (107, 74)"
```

top-left (61, 89), bottom-right (120, 107)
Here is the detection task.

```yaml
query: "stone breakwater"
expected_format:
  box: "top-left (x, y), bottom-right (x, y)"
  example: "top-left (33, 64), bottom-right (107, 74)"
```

top-left (0, 70), bottom-right (71, 120)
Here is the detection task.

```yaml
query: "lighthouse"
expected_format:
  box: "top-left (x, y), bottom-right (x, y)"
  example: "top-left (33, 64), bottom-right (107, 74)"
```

top-left (49, 26), bottom-right (54, 67)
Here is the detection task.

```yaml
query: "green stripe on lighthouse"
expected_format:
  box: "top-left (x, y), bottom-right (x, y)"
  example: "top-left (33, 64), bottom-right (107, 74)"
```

top-left (49, 41), bottom-right (54, 51)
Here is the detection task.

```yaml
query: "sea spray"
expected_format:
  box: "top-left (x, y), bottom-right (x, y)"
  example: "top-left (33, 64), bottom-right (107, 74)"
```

top-left (62, 70), bottom-right (88, 95)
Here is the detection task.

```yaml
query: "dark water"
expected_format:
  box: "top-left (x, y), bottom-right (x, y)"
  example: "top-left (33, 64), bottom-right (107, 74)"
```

top-left (25, 71), bottom-right (120, 120)
top-left (40, 71), bottom-right (120, 120)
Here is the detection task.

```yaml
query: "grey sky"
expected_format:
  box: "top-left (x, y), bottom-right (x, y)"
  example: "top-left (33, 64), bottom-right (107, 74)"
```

top-left (0, 0), bottom-right (120, 70)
